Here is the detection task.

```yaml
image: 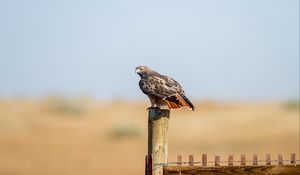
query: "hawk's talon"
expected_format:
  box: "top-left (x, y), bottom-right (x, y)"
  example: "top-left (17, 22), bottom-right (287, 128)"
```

top-left (147, 107), bottom-right (160, 110)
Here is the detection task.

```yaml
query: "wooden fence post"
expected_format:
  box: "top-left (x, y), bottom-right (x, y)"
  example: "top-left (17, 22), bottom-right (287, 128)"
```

top-left (202, 154), bottom-right (207, 166)
top-left (148, 108), bottom-right (170, 175)
top-left (291, 153), bottom-right (296, 164)
top-left (228, 155), bottom-right (234, 166)
top-left (215, 155), bottom-right (220, 166)
top-left (189, 155), bottom-right (194, 166)
top-left (278, 154), bottom-right (283, 165)
top-left (177, 155), bottom-right (182, 166)
top-left (253, 154), bottom-right (258, 165)
top-left (266, 154), bottom-right (271, 165)
top-left (241, 154), bottom-right (246, 166)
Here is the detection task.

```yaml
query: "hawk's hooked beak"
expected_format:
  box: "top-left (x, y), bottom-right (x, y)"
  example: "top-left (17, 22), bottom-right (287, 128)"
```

top-left (135, 68), bottom-right (141, 74)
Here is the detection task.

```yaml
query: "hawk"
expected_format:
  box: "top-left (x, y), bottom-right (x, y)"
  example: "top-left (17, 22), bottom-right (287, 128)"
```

top-left (135, 65), bottom-right (195, 111)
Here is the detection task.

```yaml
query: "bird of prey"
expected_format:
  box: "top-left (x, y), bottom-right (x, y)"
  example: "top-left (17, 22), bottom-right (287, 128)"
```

top-left (135, 65), bottom-right (194, 111)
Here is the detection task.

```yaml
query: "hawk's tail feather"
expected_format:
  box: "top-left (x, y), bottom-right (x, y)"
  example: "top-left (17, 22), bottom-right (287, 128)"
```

top-left (166, 100), bottom-right (181, 110)
top-left (165, 94), bottom-right (195, 111)
top-left (176, 94), bottom-right (195, 111)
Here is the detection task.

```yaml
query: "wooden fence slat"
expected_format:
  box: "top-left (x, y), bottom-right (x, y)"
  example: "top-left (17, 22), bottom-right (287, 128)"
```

top-left (145, 155), bottom-right (153, 175)
top-left (253, 154), bottom-right (258, 165)
top-left (189, 155), bottom-right (194, 167)
top-left (278, 154), bottom-right (283, 165)
top-left (291, 153), bottom-right (296, 164)
top-left (228, 155), bottom-right (234, 166)
top-left (214, 156), bottom-right (220, 166)
top-left (202, 154), bottom-right (207, 166)
top-left (266, 154), bottom-right (271, 165)
top-left (177, 155), bottom-right (182, 166)
top-left (241, 154), bottom-right (246, 166)
top-left (145, 155), bottom-right (147, 175)
top-left (150, 155), bottom-right (153, 175)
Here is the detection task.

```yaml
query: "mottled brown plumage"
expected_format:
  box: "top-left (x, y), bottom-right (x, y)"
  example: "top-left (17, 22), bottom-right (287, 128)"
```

top-left (135, 65), bottom-right (195, 111)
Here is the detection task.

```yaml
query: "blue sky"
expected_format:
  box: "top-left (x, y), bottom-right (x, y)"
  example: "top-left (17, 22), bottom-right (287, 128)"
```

top-left (0, 0), bottom-right (299, 101)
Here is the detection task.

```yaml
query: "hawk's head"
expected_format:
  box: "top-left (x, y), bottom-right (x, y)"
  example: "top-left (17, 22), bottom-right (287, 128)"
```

top-left (135, 65), bottom-right (151, 77)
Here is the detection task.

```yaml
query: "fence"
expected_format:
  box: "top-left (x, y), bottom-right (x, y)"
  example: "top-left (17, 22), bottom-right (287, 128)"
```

top-left (146, 153), bottom-right (300, 175)
top-left (145, 108), bottom-right (300, 175)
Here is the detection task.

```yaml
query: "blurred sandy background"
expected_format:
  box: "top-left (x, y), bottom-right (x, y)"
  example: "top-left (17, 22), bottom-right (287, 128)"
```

top-left (0, 98), bottom-right (298, 175)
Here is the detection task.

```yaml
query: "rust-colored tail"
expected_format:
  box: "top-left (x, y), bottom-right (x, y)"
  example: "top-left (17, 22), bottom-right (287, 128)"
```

top-left (179, 94), bottom-right (195, 111)
top-left (166, 93), bottom-right (195, 111)
top-left (166, 100), bottom-right (181, 110)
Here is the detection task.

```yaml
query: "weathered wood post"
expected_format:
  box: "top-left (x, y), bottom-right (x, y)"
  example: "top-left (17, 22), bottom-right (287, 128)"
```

top-left (147, 108), bottom-right (170, 175)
